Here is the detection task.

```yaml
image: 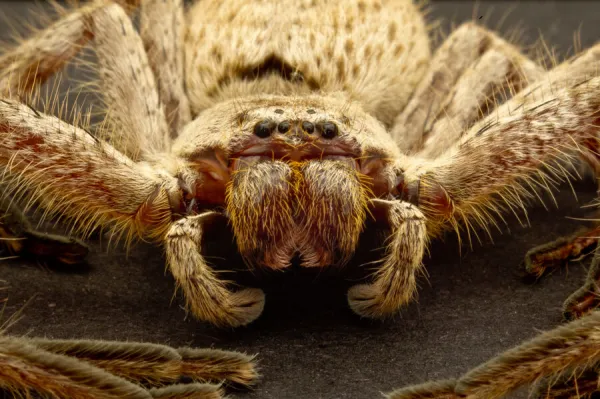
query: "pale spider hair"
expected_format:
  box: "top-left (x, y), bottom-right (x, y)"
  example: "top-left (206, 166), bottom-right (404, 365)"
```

top-left (0, 0), bottom-right (600, 397)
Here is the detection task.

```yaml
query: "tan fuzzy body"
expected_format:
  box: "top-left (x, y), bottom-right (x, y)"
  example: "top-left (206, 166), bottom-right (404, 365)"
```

top-left (5, 1), bottom-right (600, 398)
top-left (183, 0), bottom-right (431, 126)
top-left (1, 0), bottom-right (600, 334)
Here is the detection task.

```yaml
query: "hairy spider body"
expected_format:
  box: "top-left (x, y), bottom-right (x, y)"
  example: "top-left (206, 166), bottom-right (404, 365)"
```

top-left (2, 0), bottom-right (600, 398)
top-left (0, 0), bottom-right (599, 329)
top-left (1, 0), bottom-right (600, 375)
top-left (182, 0), bottom-right (429, 127)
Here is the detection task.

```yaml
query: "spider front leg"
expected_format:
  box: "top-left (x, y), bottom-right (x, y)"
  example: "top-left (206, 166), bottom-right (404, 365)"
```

top-left (374, 43), bottom-right (600, 321)
top-left (30, 338), bottom-right (258, 389)
top-left (348, 199), bottom-right (427, 318)
top-left (0, 335), bottom-right (153, 399)
top-left (138, 0), bottom-right (190, 137)
top-left (0, 97), bottom-right (174, 242)
top-left (0, 97), bottom-right (232, 317)
top-left (397, 45), bottom-right (600, 243)
top-left (165, 212), bottom-right (265, 328)
top-left (512, 43), bottom-right (600, 284)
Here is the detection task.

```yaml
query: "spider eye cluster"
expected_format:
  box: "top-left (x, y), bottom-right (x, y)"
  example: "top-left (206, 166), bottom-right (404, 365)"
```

top-left (252, 119), bottom-right (339, 139)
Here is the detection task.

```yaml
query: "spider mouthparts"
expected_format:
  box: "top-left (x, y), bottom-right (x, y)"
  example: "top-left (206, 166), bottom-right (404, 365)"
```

top-left (193, 149), bottom-right (229, 181)
top-left (180, 149), bottom-right (230, 209)
top-left (359, 156), bottom-right (392, 197)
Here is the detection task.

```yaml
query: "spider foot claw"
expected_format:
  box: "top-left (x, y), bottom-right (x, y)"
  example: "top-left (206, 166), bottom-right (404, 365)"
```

top-left (523, 231), bottom-right (598, 280)
top-left (177, 347), bottom-right (259, 388)
top-left (193, 288), bottom-right (265, 328)
top-left (225, 288), bottom-right (265, 327)
top-left (347, 283), bottom-right (403, 318)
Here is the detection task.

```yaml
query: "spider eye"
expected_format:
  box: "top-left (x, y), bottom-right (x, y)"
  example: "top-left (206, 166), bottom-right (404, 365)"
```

top-left (302, 121), bottom-right (315, 134)
top-left (277, 121), bottom-right (291, 133)
top-left (320, 121), bottom-right (338, 139)
top-left (254, 120), bottom-right (275, 138)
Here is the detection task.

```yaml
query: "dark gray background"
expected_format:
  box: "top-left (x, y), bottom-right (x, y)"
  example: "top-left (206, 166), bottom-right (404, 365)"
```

top-left (1, 2), bottom-right (600, 398)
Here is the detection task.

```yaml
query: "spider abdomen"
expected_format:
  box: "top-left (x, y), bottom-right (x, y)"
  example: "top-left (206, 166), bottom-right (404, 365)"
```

top-left (183, 0), bottom-right (431, 126)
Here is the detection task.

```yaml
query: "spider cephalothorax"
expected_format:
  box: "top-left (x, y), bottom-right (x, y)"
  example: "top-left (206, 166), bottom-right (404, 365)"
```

top-left (170, 94), bottom-right (401, 269)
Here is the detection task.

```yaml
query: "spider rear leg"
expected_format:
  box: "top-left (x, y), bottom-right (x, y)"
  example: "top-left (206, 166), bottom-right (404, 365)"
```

top-left (165, 212), bottom-right (265, 328)
top-left (0, 335), bottom-right (249, 399)
top-left (29, 338), bottom-right (258, 389)
top-left (387, 312), bottom-right (600, 399)
top-left (0, 197), bottom-right (89, 265)
top-left (391, 22), bottom-right (544, 155)
top-left (0, 0), bottom-right (178, 159)
top-left (347, 199), bottom-right (427, 318)
top-left (0, 335), bottom-right (153, 399)
top-left (91, 2), bottom-right (170, 159)
top-left (523, 224), bottom-right (600, 280)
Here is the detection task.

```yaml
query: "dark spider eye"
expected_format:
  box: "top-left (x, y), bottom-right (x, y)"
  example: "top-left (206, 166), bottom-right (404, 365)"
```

top-left (302, 121), bottom-right (315, 134)
top-left (320, 121), bottom-right (338, 139)
top-left (278, 121), bottom-right (290, 133)
top-left (254, 120), bottom-right (275, 138)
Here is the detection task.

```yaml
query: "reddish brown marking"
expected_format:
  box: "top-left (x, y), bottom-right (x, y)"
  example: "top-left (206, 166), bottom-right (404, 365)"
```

top-left (17, 133), bottom-right (45, 148)
top-left (196, 176), bottom-right (228, 205)
top-left (0, 125), bottom-right (46, 150)
top-left (527, 227), bottom-right (600, 277)
top-left (186, 148), bottom-right (230, 206)
top-left (359, 156), bottom-right (390, 197)
top-left (420, 176), bottom-right (454, 216)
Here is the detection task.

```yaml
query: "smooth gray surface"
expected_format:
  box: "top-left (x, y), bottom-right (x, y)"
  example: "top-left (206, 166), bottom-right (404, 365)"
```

top-left (1, 2), bottom-right (600, 399)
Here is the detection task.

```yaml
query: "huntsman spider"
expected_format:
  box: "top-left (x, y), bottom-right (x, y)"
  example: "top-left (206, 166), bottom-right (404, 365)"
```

top-left (1, 0), bottom-right (600, 398)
